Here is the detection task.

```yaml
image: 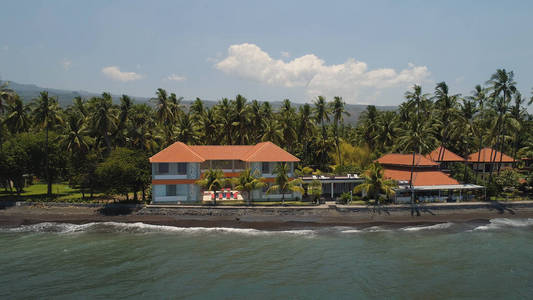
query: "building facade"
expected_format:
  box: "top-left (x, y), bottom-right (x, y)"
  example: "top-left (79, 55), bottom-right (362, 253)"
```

top-left (149, 141), bottom-right (300, 203)
top-left (377, 153), bottom-right (483, 203)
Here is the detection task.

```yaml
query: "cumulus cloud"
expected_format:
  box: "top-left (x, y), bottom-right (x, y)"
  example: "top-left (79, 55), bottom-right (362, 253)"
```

top-left (280, 51), bottom-right (290, 58)
top-left (101, 66), bottom-right (143, 82)
top-left (61, 58), bottom-right (72, 70)
top-left (215, 43), bottom-right (431, 103)
top-left (166, 74), bottom-right (186, 82)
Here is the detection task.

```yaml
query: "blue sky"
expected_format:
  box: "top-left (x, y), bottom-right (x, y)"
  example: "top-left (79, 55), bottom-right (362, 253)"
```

top-left (0, 0), bottom-right (532, 106)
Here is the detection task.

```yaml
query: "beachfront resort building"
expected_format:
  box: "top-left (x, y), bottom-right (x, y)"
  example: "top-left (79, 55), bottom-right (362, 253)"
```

top-left (425, 146), bottom-right (465, 171)
top-left (466, 147), bottom-right (514, 174)
top-left (149, 141), bottom-right (300, 203)
top-left (377, 153), bottom-right (484, 203)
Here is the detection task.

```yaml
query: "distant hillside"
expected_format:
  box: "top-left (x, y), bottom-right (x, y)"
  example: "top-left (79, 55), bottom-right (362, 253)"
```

top-left (2, 80), bottom-right (396, 124)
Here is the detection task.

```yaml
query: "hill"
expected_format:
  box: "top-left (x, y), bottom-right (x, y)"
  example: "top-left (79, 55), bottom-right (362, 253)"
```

top-left (1, 80), bottom-right (396, 124)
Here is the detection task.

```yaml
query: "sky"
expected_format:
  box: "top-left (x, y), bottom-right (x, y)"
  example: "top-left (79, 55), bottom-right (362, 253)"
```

top-left (0, 0), bottom-right (532, 107)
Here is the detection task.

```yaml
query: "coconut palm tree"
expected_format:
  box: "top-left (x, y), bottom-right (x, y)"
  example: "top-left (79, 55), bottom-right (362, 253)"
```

top-left (196, 169), bottom-right (227, 205)
top-left (486, 69), bottom-right (517, 174)
top-left (353, 162), bottom-right (397, 204)
top-left (434, 81), bottom-right (460, 162)
top-left (233, 168), bottom-right (265, 205)
top-left (4, 95), bottom-right (31, 134)
top-left (330, 96), bottom-right (350, 165)
top-left (61, 113), bottom-right (91, 154)
top-left (90, 93), bottom-right (116, 153)
top-left (0, 81), bottom-right (15, 115)
top-left (266, 162), bottom-right (304, 205)
top-left (232, 94), bottom-right (251, 145)
top-left (297, 103), bottom-right (315, 165)
top-left (151, 88), bottom-right (175, 145)
top-left (32, 91), bottom-right (64, 198)
top-left (175, 112), bottom-right (198, 144)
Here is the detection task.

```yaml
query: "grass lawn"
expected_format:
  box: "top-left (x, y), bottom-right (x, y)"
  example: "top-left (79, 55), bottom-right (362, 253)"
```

top-left (0, 183), bottom-right (109, 203)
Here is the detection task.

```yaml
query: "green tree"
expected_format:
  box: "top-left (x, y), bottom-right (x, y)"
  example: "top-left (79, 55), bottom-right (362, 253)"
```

top-left (196, 169), bottom-right (227, 205)
top-left (266, 162), bottom-right (304, 205)
top-left (32, 91), bottom-right (63, 198)
top-left (353, 162), bottom-right (396, 204)
top-left (233, 168), bottom-right (265, 205)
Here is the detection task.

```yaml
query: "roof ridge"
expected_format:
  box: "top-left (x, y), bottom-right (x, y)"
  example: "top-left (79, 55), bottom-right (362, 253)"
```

top-left (180, 142), bottom-right (206, 161)
top-left (243, 142), bottom-right (269, 161)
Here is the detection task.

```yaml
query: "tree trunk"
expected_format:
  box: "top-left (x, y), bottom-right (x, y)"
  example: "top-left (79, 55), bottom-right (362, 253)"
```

top-left (45, 126), bottom-right (52, 199)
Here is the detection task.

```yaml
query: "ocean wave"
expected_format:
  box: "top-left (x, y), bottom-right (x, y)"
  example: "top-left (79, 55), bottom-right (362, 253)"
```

top-left (473, 218), bottom-right (533, 231)
top-left (401, 223), bottom-right (453, 232)
top-left (0, 222), bottom-right (318, 237)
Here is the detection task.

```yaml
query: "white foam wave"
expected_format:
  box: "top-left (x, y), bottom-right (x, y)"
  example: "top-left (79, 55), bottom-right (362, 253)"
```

top-left (0, 222), bottom-right (317, 237)
top-left (473, 218), bottom-right (533, 231)
top-left (401, 223), bottom-right (453, 232)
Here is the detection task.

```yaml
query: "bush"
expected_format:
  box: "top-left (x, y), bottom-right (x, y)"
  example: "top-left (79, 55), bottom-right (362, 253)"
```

top-left (338, 192), bottom-right (352, 204)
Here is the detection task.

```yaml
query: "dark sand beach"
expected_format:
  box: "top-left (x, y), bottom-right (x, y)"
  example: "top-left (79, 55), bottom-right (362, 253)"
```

top-left (1, 201), bottom-right (533, 229)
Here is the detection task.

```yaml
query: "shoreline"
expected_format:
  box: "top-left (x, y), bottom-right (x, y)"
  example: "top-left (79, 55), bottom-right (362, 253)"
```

top-left (2, 201), bottom-right (533, 229)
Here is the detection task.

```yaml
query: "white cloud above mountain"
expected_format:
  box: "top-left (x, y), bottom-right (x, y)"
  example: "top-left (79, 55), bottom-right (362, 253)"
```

top-left (101, 66), bottom-right (143, 82)
top-left (215, 43), bottom-right (431, 103)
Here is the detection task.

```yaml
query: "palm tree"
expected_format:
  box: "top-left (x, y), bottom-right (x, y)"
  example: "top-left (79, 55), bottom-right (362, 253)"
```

top-left (175, 112), bottom-right (198, 144)
top-left (278, 99), bottom-right (297, 152)
top-left (0, 81), bottom-right (15, 115)
top-left (32, 91), bottom-right (64, 198)
top-left (90, 93), bottom-right (116, 153)
top-left (486, 69), bottom-right (516, 174)
top-left (232, 94), bottom-right (250, 144)
top-left (297, 103), bottom-right (315, 165)
top-left (433, 81), bottom-right (460, 162)
top-left (151, 88), bottom-right (175, 145)
top-left (353, 162), bottom-right (397, 204)
top-left (469, 85), bottom-right (488, 174)
top-left (169, 92), bottom-right (184, 122)
top-left (261, 118), bottom-right (283, 145)
top-left (4, 95), bottom-right (31, 134)
top-left (308, 179), bottom-right (322, 204)
top-left (61, 113), bottom-right (91, 154)
top-left (330, 96), bottom-right (350, 165)
top-left (313, 96), bottom-right (330, 169)
top-left (233, 168), bottom-right (265, 205)
top-left (190, 97), bottom-right (205, 124)
top-left (216, 98), bottom-right (233, 144)
top-left (196, 169), bottom-right (227, 205)
top-left (266, 162), bottom-right (304, 205)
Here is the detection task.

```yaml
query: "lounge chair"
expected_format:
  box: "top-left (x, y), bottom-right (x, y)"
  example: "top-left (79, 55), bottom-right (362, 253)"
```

top-left (211, 193), bottom-right (215, 200)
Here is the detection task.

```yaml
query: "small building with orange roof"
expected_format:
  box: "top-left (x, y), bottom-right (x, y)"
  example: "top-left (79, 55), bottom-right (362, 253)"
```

top-left (149, 141), bottom-right (300, 203)
top-left (376, 153), bottom-right (484, 203)
top-left (426, 146), bottom-right (465, 170)
top-left (466, 147), bottom-right (514, 174)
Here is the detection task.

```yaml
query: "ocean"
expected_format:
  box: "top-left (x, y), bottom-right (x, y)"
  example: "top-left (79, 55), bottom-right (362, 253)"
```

top-left (1, 219), bottom-right (533, 299)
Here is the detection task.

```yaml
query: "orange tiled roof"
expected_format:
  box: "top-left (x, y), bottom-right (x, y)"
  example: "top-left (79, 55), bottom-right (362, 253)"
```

top-left (377, 153), bottom-right (439, 167)
top-left (467, 148), bottom-right (514, 163)
top-left (190, 145), bottom-right (255, 160)
top-left (149, 142), bottom-right (205, 163)
top-left (426, 146), bottom-right (465, 162)
top-left (383, 169), bottom-right (459, 186)
top-left (150, 141), bottom-right (299, 163)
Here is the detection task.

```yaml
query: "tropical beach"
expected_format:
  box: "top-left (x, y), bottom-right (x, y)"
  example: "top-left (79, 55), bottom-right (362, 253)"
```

top-left (2, 1), bottom-right (533, 299)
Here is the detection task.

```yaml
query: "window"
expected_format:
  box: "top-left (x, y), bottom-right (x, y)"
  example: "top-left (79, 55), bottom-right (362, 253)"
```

top-left (234, 160), bottom-right (245, 170)
top-left (262, 162), bottom-right (270, 174)
top-left (212, 160), bottom-right (232, 169)
top-left (177, 163), bottom-right (187, 175)
top-left (201, 161), bottom-right (210, 170)
top-left (166, 184), bottom-right (176, 196)
top-left (158, 163), bottom-right (169, 174)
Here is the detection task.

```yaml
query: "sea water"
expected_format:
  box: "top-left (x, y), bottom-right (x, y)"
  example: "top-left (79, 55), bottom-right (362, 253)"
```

top-left (1, 219), bottom-right (533, 299)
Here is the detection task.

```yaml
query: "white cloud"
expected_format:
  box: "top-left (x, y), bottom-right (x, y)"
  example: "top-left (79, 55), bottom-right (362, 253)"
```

top-left (166, 74), bottom-right (186, 82)
top-left (215, 43), bottom-right (431, 103)
top-left (281, 51), bottom-right (290, 58)
top-left (101, 66), bottom-right (143, 82)
top-left (61, 58), bottom-right (72, 70)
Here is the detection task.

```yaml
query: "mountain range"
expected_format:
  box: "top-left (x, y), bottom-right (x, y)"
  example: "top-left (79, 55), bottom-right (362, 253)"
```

top-left (1, 80), bottom-right (396, 124)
